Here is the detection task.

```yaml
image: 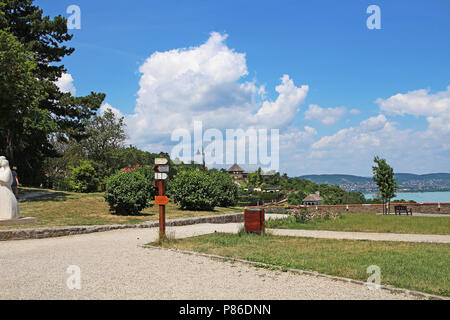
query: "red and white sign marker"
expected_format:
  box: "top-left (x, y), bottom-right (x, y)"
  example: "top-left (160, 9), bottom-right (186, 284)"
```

top-left (155, 158), bottom-right (168, 165)
top-left (157, 165), bottom-right (169, 173)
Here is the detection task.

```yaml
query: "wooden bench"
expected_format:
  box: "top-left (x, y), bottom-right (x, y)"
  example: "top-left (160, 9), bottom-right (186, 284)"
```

top-left (394, 205), bottom-right (412, 216)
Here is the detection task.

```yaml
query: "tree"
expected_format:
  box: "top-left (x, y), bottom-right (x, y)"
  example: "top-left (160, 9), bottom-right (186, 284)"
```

top-left (170, 169), bottom-right (220, 211)
top-left (372, 156), bottom-right (397, 214)
top-left (0, 29), bottom-right (57, 185)
top-left (247, 167), bottom-right (263, 188)
top-left (208, 169), bottom-right (238, 207)
top-left (0, 1), bottom-right (105, 184)
top-left (81, 109), bottom-right (127, 178)
top-left (69, 160), bottom-right (99, 193)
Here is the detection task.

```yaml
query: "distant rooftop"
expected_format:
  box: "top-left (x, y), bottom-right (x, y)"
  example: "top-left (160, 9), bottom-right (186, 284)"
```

top-left (227, 164), bottom-right (245, 172)
top-left (303, 191), bottom-right (323, 202)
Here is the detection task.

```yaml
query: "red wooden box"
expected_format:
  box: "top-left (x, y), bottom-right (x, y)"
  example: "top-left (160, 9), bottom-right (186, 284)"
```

top-left (244, 208), bottom-right (265, 234)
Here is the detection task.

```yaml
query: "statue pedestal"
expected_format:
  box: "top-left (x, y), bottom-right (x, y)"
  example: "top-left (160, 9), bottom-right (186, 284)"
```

top-left (0, 217), bottom-right (37, 226)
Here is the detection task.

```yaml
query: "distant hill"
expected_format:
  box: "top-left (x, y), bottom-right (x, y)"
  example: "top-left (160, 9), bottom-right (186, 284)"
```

top-left (299, 173), bottom-right (450, 192)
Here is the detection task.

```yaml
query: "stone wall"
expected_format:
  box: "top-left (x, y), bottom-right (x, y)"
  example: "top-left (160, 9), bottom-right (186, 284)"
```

top-left (263, 203), bottom-right (450, 214)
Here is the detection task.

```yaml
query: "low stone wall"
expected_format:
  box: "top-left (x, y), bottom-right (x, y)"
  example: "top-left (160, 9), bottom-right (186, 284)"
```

top-left (0, 213), bottom-right (244, 242)
top-left (262, 203), bottom-right (450, 214)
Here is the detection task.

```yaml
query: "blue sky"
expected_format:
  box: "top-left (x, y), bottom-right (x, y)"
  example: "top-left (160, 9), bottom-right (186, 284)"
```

top-left (38, 0), bottom-right (450, 176)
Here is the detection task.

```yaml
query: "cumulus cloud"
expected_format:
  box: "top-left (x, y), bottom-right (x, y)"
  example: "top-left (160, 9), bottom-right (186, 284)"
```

top-left (100, 102), bottom-right (123, 118)
top-left (311, 115), bottom-right (406, 155)
top-left (55, 73), bottom-right (76, 96)
top-left (377, 87), bottom-right (450, 117)
top-left (377, 86), bottom-right (450, 138)
top-left (304, 104), bottom-right (347, 125)
top-left (126, 32), bottom-right (309, 147)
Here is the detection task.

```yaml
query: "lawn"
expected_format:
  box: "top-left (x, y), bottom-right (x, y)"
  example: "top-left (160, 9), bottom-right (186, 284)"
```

top-left (0, 188), bottom-right (242, 230)
top-left (155, 232), bottom-right (450, 297)
top-left (265, 213), bottom-right (450, 235)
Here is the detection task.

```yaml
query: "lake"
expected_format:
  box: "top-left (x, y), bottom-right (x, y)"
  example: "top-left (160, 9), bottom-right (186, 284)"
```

top-left (364, 191), bottom-right (450, 203)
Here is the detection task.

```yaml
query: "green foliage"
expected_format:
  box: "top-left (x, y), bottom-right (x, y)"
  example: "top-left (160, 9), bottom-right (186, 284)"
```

top-left (242, 168), bottom-right (366, 205)
top-left (208, 169), bottom-right (238, 207)
top-left (104, 170), bottom-right (152, 215)
top-left (81, 109), bottom-right (127, 178)
top-left (0, 29), bottom-right (51, 185)
top-left (0, 1), bottom-right (105, 185)
top-left (247, 168), bottom-right (263, 188)
top-left (133, 166), bottom-right (157, 198)
top-left (287, 191), bottom-right (307, 205)
top-left (236, 191), bottom-right (262, 206)
top-left (372, 156), bottom-right (397, 203)
top-left (170, 169), bottom-right (220, 211)
top-left (69, 160), bottom-right (99, 193)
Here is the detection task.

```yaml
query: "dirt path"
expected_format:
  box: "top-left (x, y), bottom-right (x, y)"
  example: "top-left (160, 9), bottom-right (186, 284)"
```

top-left (0, 225), bottom-right (419, 300)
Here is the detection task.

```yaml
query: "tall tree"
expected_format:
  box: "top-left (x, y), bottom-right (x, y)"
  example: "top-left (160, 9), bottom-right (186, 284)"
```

top-left (372, 156), bottom-right (397, 214)
top-left (0, 0), bottom-right (105, 184)
top-left (82, 109), bottom-right (127, 178)
top-left (0, 30), bottom-right (41, 161)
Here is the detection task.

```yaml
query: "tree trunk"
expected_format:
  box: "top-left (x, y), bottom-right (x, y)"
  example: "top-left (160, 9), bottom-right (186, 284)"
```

top-left (5, 129), bottom-right (14, 164)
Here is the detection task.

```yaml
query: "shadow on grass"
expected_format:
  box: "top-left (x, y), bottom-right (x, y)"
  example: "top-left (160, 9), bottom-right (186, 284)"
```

top-left (20, 191), bottom-right (71, 203)
top-left (112, 212), bottom-right (156, 217)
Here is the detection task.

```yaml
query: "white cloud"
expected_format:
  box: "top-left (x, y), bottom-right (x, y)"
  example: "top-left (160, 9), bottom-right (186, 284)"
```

top-left (359, 114), bottom-right (388, 132)
top-left (304, 104), bottom-right (347, 125)
top-left (377, 87), bottom-right (450, 138)
top-left (350, 109), bottom-right (361, 115)
top-left (55, 73), bottom-right (76, 96)
top-left (100, 102), bottom-right (123, 118)
top-left (311, 115), bottom-right (409, 157)
top-left (377, 86), bottom-right (450, 117)
top-left (126, 32), bottom-right (309, 147)
top-left (280, 126), bottom-right (317, 150)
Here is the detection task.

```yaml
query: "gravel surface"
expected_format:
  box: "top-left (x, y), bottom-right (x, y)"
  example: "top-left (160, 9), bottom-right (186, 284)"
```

top-left (0, 225), bottom-right (420, 300)
top-left (375, 213), bottom-right (450, 217)
top-left (267, 229), bottom-right (450, 243)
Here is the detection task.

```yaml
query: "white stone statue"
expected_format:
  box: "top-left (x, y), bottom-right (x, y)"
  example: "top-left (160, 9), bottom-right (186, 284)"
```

top-left (0, 156), bottom-right (20, 220)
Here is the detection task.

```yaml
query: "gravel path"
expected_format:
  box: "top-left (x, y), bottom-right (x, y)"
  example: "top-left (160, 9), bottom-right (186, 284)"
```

top-left (0, 225), bottom-right (419, 300)
top-left (267, 229), bottom-right (450, 243)
top-left (375, 213), bottom-right (450, 217)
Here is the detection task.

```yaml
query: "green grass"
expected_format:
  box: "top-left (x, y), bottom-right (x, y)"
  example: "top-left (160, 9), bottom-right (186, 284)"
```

top-left (0, 187), bottom-right (242, 230)
top-left (265, 213), bottom-right (450, 235)
top-left (155, 232), bottom-right (450, 297)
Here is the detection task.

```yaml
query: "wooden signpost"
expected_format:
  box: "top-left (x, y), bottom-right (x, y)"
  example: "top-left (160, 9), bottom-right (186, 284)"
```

top-left (154, 154), bottom-right (169, 238)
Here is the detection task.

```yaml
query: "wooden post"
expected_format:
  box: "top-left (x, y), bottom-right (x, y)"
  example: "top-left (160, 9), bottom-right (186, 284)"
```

top-left (158, 179), bottom-right (166, 237)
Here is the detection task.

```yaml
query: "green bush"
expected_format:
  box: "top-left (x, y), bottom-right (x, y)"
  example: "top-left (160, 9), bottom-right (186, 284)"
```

top-left (134, 166), bottom-right (157, 198)
top-left (170, 169), bottom-right (219, 211)
top-left (208, 170), bottom-right (238, 207)
top-left (54, 176), bottom-right (72, 192)
top-left (70, 160), bottom-right (99, 193)
top-left (104, 170), bottom-right (152, 215)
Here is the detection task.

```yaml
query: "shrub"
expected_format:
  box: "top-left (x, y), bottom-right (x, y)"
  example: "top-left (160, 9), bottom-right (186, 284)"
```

top-left (70, 160), bottom-right (99, 193)
top-left (170, 169), bottom-right (219, 211)
top-left (291, 208), bottom-right (340, 223)
top-left (134, 166), bottom-right (157, 198)
top-left (54, 176), bottom-right (72, 191)
top-left (104, 170), bottom-right (152, 215)
top-left (208, 170), bottom-right (238, 207)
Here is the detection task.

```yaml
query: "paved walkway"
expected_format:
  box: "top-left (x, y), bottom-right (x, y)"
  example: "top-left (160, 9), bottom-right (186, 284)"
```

top-left (0, 225), bottom-right (420, 300)
top-left (375, 213), bottom-right (450, 217)
top-left (267, 228), bottom-right (450, 243)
